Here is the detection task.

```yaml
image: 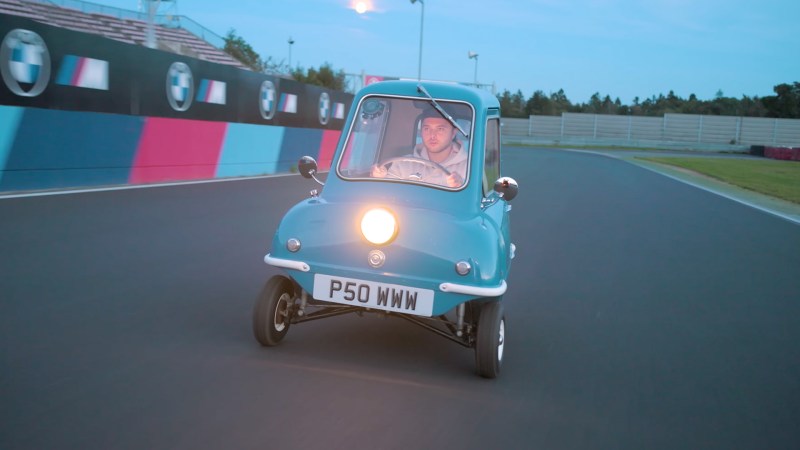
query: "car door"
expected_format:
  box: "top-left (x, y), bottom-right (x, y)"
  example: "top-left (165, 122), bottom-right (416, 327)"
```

top-left (481, 116), bottom-right (513, 278)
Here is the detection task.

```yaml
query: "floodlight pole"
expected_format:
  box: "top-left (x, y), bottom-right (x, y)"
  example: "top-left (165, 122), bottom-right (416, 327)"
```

top-left (411, 0), bottom-right (424, 80)
top-left (288, 37), bottom-right (295, 68)
top-left (469, 52), bottom-right (479, 85)
top-left (145, 0), bottom-right (161, 49)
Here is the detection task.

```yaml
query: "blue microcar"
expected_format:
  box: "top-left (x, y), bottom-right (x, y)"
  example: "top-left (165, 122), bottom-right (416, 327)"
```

top-left (253, 80), bottom-right (518, 378)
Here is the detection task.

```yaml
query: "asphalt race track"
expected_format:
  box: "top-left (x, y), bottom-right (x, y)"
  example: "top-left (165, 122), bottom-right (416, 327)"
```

top-left (2, 147), bottom-right (799, 449)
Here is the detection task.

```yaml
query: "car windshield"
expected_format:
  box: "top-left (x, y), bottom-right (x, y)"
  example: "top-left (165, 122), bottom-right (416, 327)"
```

top-left (337, 96), bottom-right (473, 189)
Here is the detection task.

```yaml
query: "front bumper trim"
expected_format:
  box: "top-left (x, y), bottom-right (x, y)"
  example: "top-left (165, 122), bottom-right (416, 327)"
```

top-left (264, 253), bottom-right (310, 272)
top-left (439, 280), bottom-right (507, 297)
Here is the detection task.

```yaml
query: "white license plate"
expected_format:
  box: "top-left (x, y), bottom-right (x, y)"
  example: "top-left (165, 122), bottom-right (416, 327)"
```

top-left (313, 274), bottom-right (434, 317)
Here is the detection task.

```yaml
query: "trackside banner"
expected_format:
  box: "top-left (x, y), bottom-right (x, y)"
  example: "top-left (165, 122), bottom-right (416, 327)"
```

top-left (0, 13), bottom-right (352, 129)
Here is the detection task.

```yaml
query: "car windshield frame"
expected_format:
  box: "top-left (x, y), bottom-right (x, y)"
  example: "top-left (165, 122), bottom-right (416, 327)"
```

top-left (335, 94), bottom-right (475, 191)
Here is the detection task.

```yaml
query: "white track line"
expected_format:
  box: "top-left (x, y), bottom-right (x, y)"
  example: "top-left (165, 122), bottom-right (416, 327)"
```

top-left (0, 173), bottom-right (298, 199)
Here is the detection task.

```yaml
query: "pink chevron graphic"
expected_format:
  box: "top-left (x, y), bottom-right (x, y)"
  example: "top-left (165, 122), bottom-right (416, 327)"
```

top-left (130, 117), bottom-right (228, 183)
top-left (317, 130), bottom-right (341, 171)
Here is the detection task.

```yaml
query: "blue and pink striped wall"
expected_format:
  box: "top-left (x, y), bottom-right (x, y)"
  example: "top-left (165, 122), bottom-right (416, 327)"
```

top-left (0, 105), bottom-right (341, 192)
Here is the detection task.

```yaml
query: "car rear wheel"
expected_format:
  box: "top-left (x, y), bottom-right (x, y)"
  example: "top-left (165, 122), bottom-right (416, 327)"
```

top-left (253, 275), bottom-right (294, 346)
top-left (475, 301), bottom-right (505, 378)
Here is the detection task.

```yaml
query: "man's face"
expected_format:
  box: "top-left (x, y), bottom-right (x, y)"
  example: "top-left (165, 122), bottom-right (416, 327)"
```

top-left (421, 117), bottom-right (457, 156)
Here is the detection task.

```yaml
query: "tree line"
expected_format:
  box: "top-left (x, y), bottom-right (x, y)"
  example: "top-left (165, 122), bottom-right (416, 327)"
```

top-left (498, 83), bottom-right (800, 119)
top-left (224, 30), bottom-right (347, 91)
top-left (224, 30), bottom-right (798, 119)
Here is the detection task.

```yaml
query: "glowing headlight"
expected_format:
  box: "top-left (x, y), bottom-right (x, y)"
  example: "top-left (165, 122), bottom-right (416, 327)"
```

top-left (360, 208), bottom-right (397, 245)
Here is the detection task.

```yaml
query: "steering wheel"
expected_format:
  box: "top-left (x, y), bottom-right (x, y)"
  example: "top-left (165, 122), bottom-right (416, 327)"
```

top-left (379, 156), bottom-right (451, 181)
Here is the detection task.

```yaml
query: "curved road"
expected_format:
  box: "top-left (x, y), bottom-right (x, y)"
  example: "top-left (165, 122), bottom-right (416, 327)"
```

top-left (1, 147), bottom-right (799, 449)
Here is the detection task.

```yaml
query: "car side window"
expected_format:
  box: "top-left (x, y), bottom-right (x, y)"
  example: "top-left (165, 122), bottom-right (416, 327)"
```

top-left (483, 118), bottom-right (501, 196)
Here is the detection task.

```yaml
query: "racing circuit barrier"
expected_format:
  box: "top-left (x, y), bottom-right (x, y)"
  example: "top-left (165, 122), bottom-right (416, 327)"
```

top-left (0, 13), bottom-right (352, 192)
top-left (502, 113), bottom-right (800, 152)
top-left (763, 146), bottom-right (800, 161)
top-left (0, 105), bottom-right (342, 191)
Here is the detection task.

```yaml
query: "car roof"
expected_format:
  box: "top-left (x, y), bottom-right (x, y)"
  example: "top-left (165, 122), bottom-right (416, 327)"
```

top-left (357, 80), bottom-right (500, 112)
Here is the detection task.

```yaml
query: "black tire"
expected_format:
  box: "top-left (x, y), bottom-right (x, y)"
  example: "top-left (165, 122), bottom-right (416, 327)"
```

top-left (475, 301), bottom-right (505, 378)
top-left (253, 275), bottom-right (294, 346)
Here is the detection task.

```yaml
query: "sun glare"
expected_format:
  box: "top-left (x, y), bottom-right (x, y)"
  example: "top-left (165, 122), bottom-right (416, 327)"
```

top-left (353, 0), bottom-right (369, 14)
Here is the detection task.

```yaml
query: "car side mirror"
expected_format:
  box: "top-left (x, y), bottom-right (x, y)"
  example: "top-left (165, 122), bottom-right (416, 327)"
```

top-left (298, 156), bottom-right (318, 179)
top-left (298, 156), bottom-right (325, 187)
top-left (493, 177), bottom-right (518, 202)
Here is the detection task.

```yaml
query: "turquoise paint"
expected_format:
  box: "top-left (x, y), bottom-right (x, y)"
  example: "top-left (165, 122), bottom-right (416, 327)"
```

top-left (216, 123), bottom-right (285, 177)
top-left (0, 106), bottom-right (24, 183)
top-left (56, 55), bottom-right (79, 85)
top-left (0, 108), bottom-right (144, 191)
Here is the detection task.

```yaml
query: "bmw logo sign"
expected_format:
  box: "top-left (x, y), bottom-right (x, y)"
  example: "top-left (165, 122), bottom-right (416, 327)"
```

top-left (0, 29), bottom-right (51, 97)
top-left (166, 62), bottom-right (193, 111)
top-left (318, 91), bottom-right (330, 125)
top-left (259, 79), bottom-right (276, 120)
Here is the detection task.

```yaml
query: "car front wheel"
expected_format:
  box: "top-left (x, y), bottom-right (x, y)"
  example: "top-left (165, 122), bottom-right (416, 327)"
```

top-left (475, 301), bottom-right (505, 378)
top-left (253, 275), bottom-right (294, 346)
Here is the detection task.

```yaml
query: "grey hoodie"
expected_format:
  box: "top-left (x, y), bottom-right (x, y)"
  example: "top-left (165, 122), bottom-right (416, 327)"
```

top-left (388, 140), bottom-right (468, 187)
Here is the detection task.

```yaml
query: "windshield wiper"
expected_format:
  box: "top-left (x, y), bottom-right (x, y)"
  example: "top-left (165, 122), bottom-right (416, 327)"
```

top-left (416, 84), bottom-right (469, 138)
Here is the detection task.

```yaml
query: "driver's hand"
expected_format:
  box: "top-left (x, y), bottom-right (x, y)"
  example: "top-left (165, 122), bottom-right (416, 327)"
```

top-left (446, 172), bottom-right (463, 187)
top-left (371, 164), bottom-right (388, 178)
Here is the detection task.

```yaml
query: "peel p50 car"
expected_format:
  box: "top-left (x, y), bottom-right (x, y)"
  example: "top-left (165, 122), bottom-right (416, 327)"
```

top-left (253, 80), bottom-right (518, 378)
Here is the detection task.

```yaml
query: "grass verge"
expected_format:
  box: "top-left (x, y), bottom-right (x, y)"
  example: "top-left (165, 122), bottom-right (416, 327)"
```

top-left (637, 157), bottom-right (800, 204)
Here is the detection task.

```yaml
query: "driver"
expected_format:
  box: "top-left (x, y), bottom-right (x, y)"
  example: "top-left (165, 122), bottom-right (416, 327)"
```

top-left (371, 109), bottom-right (467, 187)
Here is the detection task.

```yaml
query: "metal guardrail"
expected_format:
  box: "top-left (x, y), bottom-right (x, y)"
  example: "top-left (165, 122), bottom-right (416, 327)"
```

top-left (27, 0), bottom-right (225, 48)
